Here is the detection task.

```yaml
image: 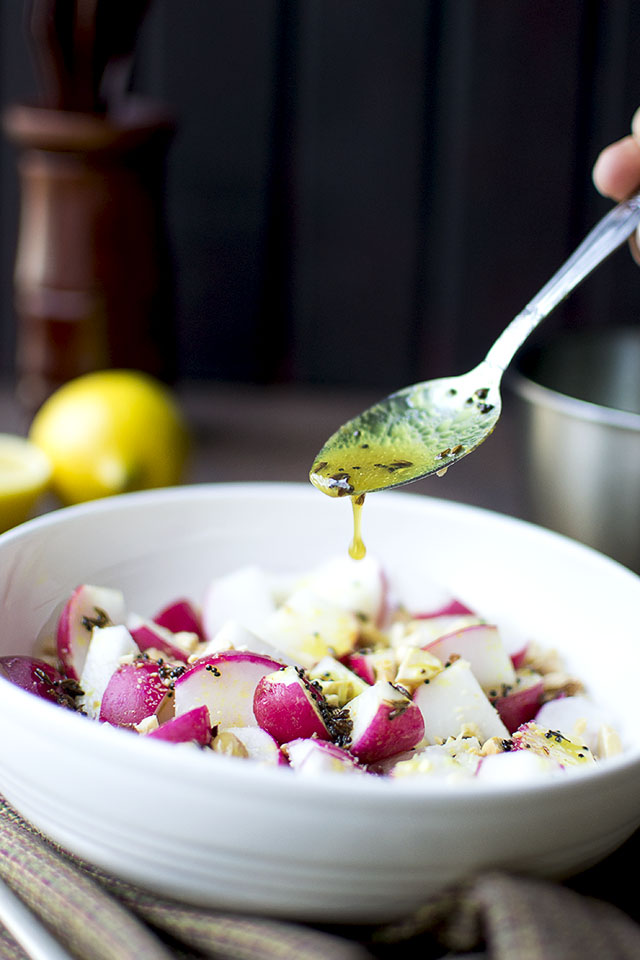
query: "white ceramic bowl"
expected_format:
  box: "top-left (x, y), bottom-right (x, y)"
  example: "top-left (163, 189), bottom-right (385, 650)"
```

top-left (0, 482), bottom-right (639, 924)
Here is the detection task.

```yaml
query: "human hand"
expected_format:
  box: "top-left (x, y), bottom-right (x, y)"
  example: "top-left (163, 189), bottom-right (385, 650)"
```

top-left (592, 107), bottom-right (640, 263)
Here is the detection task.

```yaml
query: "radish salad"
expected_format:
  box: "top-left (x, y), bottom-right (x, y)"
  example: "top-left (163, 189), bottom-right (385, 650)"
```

top-left (0, 554), bottom-right (622, 783)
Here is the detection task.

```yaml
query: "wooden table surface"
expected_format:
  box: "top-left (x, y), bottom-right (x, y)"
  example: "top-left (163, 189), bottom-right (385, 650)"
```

top-left (1, 378), bottom-right (638, 929)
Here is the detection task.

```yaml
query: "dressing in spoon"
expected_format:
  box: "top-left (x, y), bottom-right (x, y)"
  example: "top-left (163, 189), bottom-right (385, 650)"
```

top-left (310, 190), bottom-right (640, 556)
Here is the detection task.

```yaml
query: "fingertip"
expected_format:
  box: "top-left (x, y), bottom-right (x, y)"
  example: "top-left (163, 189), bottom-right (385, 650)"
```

top-left (592, 136), bottom-right (640, 201)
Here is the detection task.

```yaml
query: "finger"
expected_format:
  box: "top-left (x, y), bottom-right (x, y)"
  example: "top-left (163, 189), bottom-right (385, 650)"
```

top-left (592, 135), bottom-right (640, 201)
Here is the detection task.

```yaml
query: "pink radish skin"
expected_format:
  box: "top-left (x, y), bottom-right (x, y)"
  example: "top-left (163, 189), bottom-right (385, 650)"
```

top-left (153, 599), bottom-right (204, 641)
top-left (493, 676), bottom-right (545, 734)
top-left (346, 681), bottom-right (425, 765)
top-left (57, 584), bottom-right (126, 680)
top-left (148, 706), bottom-right (212, 745)
top-left (253, 666), bottom-right (332, 745)
top-left (174, 651), bottom-right (284, 728)
top-left (129, 618), bottom-right (195, 663)
top-left (414, 599), bottom-right (475, 619)
top-left (510, 644), bottom-right (529, 670)
top-left (99, 660), bottom-right (171, 727)
top-left (0, 656), bottom-right (68, 705)
top-left (343, 651), bottom-right (376, 685)
top-left (283, 738), bottom-right (364, 774)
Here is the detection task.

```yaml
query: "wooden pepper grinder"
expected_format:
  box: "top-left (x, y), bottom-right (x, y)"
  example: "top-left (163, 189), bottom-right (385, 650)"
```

top-left (3, 0), bottom-right (175, 414)
top-left (4, 101), bottom-right (176, 413)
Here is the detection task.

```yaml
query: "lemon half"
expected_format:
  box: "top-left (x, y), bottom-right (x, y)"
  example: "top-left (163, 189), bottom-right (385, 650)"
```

top-left (0, 434), bottom-right (52, 533)
top-left (29, 370), bottom-right (189, 505)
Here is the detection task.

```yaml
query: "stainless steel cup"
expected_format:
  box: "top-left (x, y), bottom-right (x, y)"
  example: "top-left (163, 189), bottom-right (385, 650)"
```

top-left (508, 327), bottom-right (640, 573)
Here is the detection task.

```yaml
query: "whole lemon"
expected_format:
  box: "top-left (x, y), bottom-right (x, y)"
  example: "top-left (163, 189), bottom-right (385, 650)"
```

top-left (0, 434), bottom-right (52, 532)
top-left (29, 370), bottom-right (189, 505)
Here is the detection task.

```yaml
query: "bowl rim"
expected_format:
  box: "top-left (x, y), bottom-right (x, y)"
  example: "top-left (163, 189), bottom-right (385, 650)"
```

top-left (1, 481), bottom-right (639, 804)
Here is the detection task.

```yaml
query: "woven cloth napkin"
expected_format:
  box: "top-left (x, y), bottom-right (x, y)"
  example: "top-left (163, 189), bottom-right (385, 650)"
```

top-left (0, 796), bottom-right (639, 960)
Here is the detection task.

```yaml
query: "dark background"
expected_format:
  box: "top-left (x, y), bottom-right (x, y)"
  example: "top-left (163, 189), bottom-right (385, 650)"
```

top-left (2, 0), bottom-right (640, 394)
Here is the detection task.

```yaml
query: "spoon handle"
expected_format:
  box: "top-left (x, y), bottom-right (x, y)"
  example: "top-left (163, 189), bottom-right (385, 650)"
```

top-left (484, 190), bottom-right (640, 372)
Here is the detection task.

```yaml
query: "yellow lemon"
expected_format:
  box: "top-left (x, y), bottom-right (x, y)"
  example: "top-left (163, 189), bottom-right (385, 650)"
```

top-left (0, 434), bottom-right (52, 533)
top-left (29, 370), bottom-right (190, 505)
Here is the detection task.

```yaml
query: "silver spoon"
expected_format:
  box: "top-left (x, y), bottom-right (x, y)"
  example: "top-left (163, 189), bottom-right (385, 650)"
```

top-left (310, 190), bottom-right (640, 501)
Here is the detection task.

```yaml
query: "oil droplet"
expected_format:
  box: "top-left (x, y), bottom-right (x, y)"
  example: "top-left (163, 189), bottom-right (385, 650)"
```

top-left (348, 494), bottom-right (367, 560)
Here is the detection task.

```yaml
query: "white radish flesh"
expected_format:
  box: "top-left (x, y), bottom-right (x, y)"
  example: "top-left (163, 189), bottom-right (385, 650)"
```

top-left (173, 651), bottom-right (284, 728)
top-left (77, 624), bottom-right (139, 719)
top-left (283, 738), bottom-right (364, 775)
top-left (424, 624), bottom-right (516, 692)
top-left (218, 726), bottom-right (285, 765)
top-left (413, 658), bottom-right (509, 744)
top-left (262, 587), bottom-right (360, 667)
top-left (535, 694), bottom-right (618, 755)
top-left (298, 554), bottom-right (387, 623)
top-left (475, 749), bottom-right (563, 782)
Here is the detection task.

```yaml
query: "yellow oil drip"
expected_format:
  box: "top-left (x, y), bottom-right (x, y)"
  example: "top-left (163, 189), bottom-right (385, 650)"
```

top-left (348, 494), bottom-right (367, 560)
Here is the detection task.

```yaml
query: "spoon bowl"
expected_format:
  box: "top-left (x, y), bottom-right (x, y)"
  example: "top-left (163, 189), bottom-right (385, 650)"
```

top-left (309, 363), bottom-right (501, 498)
top-left (311, 191), bottom-right (640, 497)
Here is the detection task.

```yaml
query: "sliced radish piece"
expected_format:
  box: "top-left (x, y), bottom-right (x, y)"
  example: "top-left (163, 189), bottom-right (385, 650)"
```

top-left (197, 619), bottom-right (299, 666)
top-left (423, 623), bottom-right (516, 692)
top-left (475, 749), bottom-right (563, 782)
top-left (214, 726), bottom-right (285, 765)
top-left (253, 665), bottom-right (332, 744)
top-left (99, 659), bottom-right (173, 727)
top-left (386, 568), bottom-right (474, 619)
top-left (391, 738), bottom-right (482, 781)
top-left (262, 588), bottom-right (360, 667)
top-left (57, 584), bottom-right (126, 680)
top-left (283, 738), bottom-right (364, 775)
top-left (343, 650), bottom-right (376, 685)
top-left (299, 554), bottom-right (387, 624)
top-left (511, 721), bottom-right (596, 768)
top-left (153, 598), bottom-right (204, 641)
top-left (202, 566), bottom-right (276, 641)
top-left (394, 646), bottom-right (444, 693)
top-left (345, 681), bottom-right (425, 764)
top-left (413, 658), bottom-right (509, 744)
top-left (414, 598), bottom-right (476, 618)
top-left (128, 614), bottom-right (199, 663)
top-left (344, 647), bottom-right (397, 685)
top-left (0, 656), bottom-right (73, 707)
top-left (492, 671), bottom-right (544, 733)
top-left (148, 705), bottom-right (212, 746)
top-left (173, 651), bottom-right (284, 728)
top-left (192, 618), bottom-right (253, 659)
top-left (307, 655), bottom-right (370, 706)
top-left (510, 643), bottom-right (530, 670)
top-left (77, 624), bottom-right (139, 719)
top-left (535, 694), bottom-right (618, 755)
top-left (389, 615), bottom-right (483, 650)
